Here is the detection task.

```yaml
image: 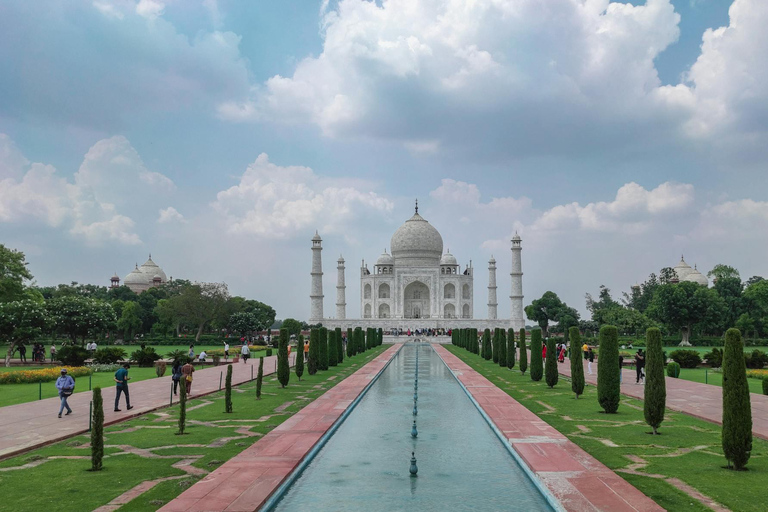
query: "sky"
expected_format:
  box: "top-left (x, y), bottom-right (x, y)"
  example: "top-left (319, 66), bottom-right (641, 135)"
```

top-left (1, 0), bottom-right (766, 323)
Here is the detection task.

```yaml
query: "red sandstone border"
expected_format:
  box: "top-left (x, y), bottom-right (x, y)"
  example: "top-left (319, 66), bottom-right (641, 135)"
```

top-left (160, 344), bottom-right (402, 512)
top-left (433, 345), bottom-right (663, 512)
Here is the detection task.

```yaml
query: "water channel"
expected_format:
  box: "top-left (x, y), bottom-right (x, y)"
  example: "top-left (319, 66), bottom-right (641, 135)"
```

top-left (271, 344), bottom-right (553, 511)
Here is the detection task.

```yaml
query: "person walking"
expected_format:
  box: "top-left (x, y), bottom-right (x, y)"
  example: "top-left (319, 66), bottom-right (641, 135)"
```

top-left (114, 363), bottom-right (133, 412)
top-left (18, 344), bottom-right (27, 363)
top-left (188, 344), bottom-right (195, 360)
top-left (558, 343), bottom-right (566, 363)
top-left (583, 342), bottom-right (589, 360)
top-left (55, 369), bottom-right (75, 418)
top-left (224, 341), bottom-right (230, 361)
top-left (181, 360), bottom-right (195, 395)
top-left (171, 360), bottom-right (182, 395)
top-left (50, 344), bottom-right (56, 363)
top-left (619, 354), bottom-right (624, 383)
top-left (634, 349), bottom-right (645, 384)
top-left (587, 347), bottom-right (594, 375)
top-left (240, 343), bottom-right (250, 364)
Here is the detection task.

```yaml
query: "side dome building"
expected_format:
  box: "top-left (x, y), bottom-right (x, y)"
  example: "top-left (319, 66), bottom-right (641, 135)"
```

top-left (119, 255), bottom-right (169, 293)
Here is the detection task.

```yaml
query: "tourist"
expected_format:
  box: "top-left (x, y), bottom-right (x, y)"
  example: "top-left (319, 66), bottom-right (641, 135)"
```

top-left (224, 341), bottom-right (230, 361)
top-left (241, 343), bottom-right (250, 363)
top-left (198, 350), bottom-right (207, 363)
top-left (188, 344), bottom-right (195, 360)
top-left (18, 343), bottom-right (26, 363)
top-left (587, 347), bottom-right (594, 375)
top-left (181, 360), bottom-right (195, 395)
top-left (619, 354), bottom-right (624, 383)
top-left (558, 343), bottom-right (566, 363)
top-left (55, 368), bottom-right (75, 418)
top-left (114, 363), bottom-right (133, 412)
top-left (171, 360), bottom-right (182, 395)
top-left (583, 342), bottom-right (589, 360)
top-left (634, 349), bottom-right (645, 384)
top-left (91, 341), bottom-right (98, 354)
top-left (542, 342), bottom-right (547, 360)
top-left (50, 343), bottom-right (56, 363)
top-left (304, 339), bottom-right (309, 361)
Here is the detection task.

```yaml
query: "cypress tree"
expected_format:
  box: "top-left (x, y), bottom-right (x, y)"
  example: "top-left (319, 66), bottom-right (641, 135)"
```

top-left (482, 329), bottom-right (492, 360)
top-left (90, 387), bottom-right (104, 471)
top-left (569, 327), bottom-right (585, 399)
top-left (346, 328), bottom-right (353, 357)
top-left (366, 328), bottom-right (372, 350)
top-left (328, 329), bottom-right (338, 367)
top-left (530, 329), bottom-right (543, 381)
top-left (336, 328), bottom-right (344, 363)
top-left (352, 327), bottom-right (361, 356)
top-left (597, 325), bottom-right (620, 414)
top-left (519, 328), bottom-right (528, 375)
top-left (545, 337), bottom-right (558, 388)
top-left (378, 328), bottom-right (383, 346)
top-left (277, 327), bottom-right (290, 388)
top-left (319, 327), bottom-right (329, 370)
top-left (507, 328), bottom-right (516, 369)
top-left (451, 330), bottom-right (457, 346)
top-left (177, 379), bottom-right (187, 434)
top-left (308, 328), bottom-right (319, 375)
top-left (498, 328), bottom-right (507, 367)
top-left (643, 328), bottom-right (665, 433)
top-left (722, 328), bottom-right (752, 470)
top-left (474, 328), bottom-right (480, 355)
top-left (256, 356), bottom-right (264, 399)
top-left (224, 363), bottom-right (233, 413)
top-left (357, 327), bottom-right (364, 354)
top-left (295, 334), bottom-right (305, 380)
top-left (492, 328), bottom-right (500, 363)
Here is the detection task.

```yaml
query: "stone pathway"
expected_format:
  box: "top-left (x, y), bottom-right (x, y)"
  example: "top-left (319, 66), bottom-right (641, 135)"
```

top-left (0, 354), bottom-right (294, 460)
top-left (555, 353), bottom-right (768, 440)
top-left (159, 344), bottom-right (402, 512)
top-left (434, 345), bottom-right (663, 512)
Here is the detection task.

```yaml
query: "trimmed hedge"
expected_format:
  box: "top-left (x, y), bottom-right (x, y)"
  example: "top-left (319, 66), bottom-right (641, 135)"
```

top-left (666, 362), bottom-right (681, 378)
top-left (519, 328), bottom-right (528, 375)
top-left (597, 325), bottom-right (620, 414)
top-left (277, 328), bottom-right (290, 388)
top-left (307, 328), bottom-right (319, 376)
top-left (506, 328), bottom-right (515, 369)
top-left (644, 328), bottom-right (666, 435)
top-left (722, 328), bottom-right (752, 470)
top-left (545, 337), bottom-right (558, 388)
top-left (569, 327), bottom-right (585, 399)
top-left (529, 329), bottom-right (543, 381)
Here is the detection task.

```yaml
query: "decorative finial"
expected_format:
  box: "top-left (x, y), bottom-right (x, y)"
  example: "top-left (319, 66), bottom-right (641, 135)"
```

top-left (410, 452), bottom-right (418, 476)
top-left (415, 198), bottom-right (418, 214)
top-left (149, 253), bottom-right (151, 259)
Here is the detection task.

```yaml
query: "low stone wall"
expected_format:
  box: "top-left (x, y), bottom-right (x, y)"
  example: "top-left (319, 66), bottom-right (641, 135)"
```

top-left (319, 317), bottom-right (517, 331)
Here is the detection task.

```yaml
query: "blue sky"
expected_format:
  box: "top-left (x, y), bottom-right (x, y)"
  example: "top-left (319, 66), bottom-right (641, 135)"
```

top-left (1, 0), bottom-right (766, 322)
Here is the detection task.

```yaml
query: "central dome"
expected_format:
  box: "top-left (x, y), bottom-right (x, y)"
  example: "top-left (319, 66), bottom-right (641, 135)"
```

top-left (390, 212), bottom-right (444, 266)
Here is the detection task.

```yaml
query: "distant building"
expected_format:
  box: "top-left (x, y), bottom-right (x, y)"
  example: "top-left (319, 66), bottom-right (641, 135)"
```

top-left (671, 256), bottom-right (708, 286)
top-left (110, 255), bottom-right (169, 293)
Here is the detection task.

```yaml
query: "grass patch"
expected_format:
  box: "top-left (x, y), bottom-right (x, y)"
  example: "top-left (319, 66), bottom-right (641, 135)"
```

top-left (446, 345), bottom-right (768, 512)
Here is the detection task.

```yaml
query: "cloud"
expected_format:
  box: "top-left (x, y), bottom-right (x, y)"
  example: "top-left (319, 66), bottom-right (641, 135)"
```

top-left (692, 199), bottom-right (768, 240)
top-left (158, 206), bottom-right (186, 223)
top-left (211, 153), bottom-right (394, 238)
top-left (136, 0), bottom-right (164, 19)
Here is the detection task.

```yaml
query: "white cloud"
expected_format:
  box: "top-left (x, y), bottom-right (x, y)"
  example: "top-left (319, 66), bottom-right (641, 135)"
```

top-left (158, 206), bottom-right (186, 223)
top-left (135, 0), bottom-right (165, 19)
top-left (211, 153), bottom-right (394, 238)
top-left (692, 199), bottom-right (768, 240)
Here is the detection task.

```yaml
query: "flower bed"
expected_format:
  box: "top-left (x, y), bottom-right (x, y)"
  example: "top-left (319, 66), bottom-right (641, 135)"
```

top-left (746, 369), bottom-right (768, 380)
top-left (206, 345), bottom-right (266, 357)
top-left (0, 366), bottom-right (93, 384)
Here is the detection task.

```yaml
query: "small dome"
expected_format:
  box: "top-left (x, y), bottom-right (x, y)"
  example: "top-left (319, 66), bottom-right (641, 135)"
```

top-left (111, 273), bottom-right (120, 280)
top-left (684, 265), bottom-right (709, 286)
top-left (673, 256), bottom-right (694, 281)
top-left (124, 265), bottom-right (147, 285)
top-left (376, 249), bottom-right (394, 266)
top-left (312, 231), bottom-right (322, 241)
top-left (390, 212), bottom-right (443, 266)
top-left (441, 251), bottom-right (458, 266)
top-left (139, 255), bottom-right (167, 283)
top-left (512, 233), bottom-right (522, 242)
top-left (488, 255), bottom-right (496, 264)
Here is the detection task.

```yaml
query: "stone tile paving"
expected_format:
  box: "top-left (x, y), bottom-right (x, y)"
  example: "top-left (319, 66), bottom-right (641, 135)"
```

top-left (159, 344), bottom-right (402, 512)
top-left (433, 345), bottom-right (663, 512)
top-left (0, 354), bottom-right (294, 460)
top-left (556, 353), bottom-right (768, 440)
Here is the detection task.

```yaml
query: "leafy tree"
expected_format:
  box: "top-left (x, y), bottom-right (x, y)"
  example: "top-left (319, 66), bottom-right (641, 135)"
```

top-left (161, 283), bottom-right (231, 342)
top-left (46, 296), bottom-right (116, 345)
top-left (519, 328), bottom-right (528, 375)
top-left (107, 285), bottom-right (139, 303)
top-left (282, 318), bottom-right (303, 338)
top-left (569, 327), bottom-right (585, 399)
top-left (256, 356), bottom-right (264, 398)
top-left (722, 328), bottom-right (752, 470)
top-left (228, 311), bottom-right (260, 339)
top-left (602, 307), bottom-right (653, 338)
top-left (525, 291), bottom-right (579, 337)
top-left (644, 328), bottom-right (666, 434)
top-left (224, 364), bottom-right (233, 413)
top-left (295, 334), bottom-right (305, 380)
top-left (0, 299), bottom-right (49, 366)
top-left (597, 325), bottom-right (620, 413)
top-left (0, 244), bottom-right (33, 303)
top-left (744, 276), bottom-right (764, 288)
top-left (585, 285), bottom-right (619, 324)
top-left (277, 328), bottom-right (290, 388)
top-left (529, 329), bottom-right (543, 381)
top-left (708, 264), bottom-right (740, 282)
top-left (647, 281), bottom-right (725, 345)
top-left (545, 337), bottom-right (558, 388)
top-left (90, 387), bottom-right (104, 471)
top-left (319, 327), bottom-right (329, 370)
top-left (117, 301), bottom-right (142, 340)
top-left (713, 276), bottom-right (745, 332)
top-left (659, 267), bottom-right (677, 285)
top-left (506, 328), bottom-right (515, 369)
top-left (308, 328), bottom-right (319, 375)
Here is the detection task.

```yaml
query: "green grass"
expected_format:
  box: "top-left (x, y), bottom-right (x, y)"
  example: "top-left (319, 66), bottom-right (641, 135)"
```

top-left (664, 367), bottom-right (766, 395)
top-left (0, 344), bottom-right (265, 360)
top-left (446, 345), bottom-right (768, 512)
top-left (0, 346), bottom-right (387, 512)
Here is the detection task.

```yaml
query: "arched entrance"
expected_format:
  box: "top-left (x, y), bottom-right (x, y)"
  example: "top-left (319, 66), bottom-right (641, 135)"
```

top-left (462, 303), bottom-right (470, 318)
top-left (404, 281), bottom-right (430, 319)
top-left (444, 303), bottom-right (455, 318)
top-left (378, 303), bottom-right (390, 318)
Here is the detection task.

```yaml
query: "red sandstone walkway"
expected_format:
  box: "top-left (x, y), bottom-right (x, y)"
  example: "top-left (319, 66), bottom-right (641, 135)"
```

top-left (555, 354), bottom-right (768, 441)
top-left (160, 344), bottom-right (401, 512)
top-left (434, 345), bottom-right (662, 512)
top-left (0, 355), bottom-right (294, 460)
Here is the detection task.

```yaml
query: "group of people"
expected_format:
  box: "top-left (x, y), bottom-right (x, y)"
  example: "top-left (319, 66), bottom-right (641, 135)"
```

top-left (16, 343), bottom-right (52, 363)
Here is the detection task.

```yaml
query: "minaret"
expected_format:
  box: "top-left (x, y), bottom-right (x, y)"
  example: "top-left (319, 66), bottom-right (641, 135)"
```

top-left (487, 256), bottom-right (498, 320)
top-left (336, 255), bottom-right (346, 320)
top-left (510, 233), bottom-right (525, 330)
top-left (310, 231), bottom-right (324, 323)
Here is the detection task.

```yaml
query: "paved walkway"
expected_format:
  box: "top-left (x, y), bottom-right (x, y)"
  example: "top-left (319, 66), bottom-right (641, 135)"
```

top-left (556, 354), bottom-right (768, 441)
top-left (160, 344), bottom-right (401, 512)
top-left (434, 345), bottom-right (662, 512)
top-left (0, 355), bottom-right (294, 460)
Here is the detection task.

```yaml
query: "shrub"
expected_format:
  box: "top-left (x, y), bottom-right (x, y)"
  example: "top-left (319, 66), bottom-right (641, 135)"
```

top-left (529, 329), bottom-right (543, 381)
top-left (745, 350), bottom-right (768, 369)
top-left (224, 364), bottom-right (233, 413)
top-left (56, 345), bottom-right (89, 366)
top-left (295, 334), bottom-right (305, 381)
top-left (569, 327), bottom-right (585, 399)
top-left (155, 361), bottom-right (167, 378)
top-left (92, 347), bottom-right (127, 364)
top-left (498, 329), bottom-right (507, 368)
top-left (177, 380), bottom-right (187, 435)
top-left (90, 387), bottom-right (104, 471)
top-left (256, 356), bottom-right (264, 399)
top-left (763, 378), bottom-right (768, 396)
top-left (165, 350), bottom-right (192, 366)
top-left (266, 348), bottom-right (273, 357)
top-left (644, 328), bottom-right (666, 435)
top-left (519, 328), bottom-right (528, 375)
top-left (704, 348), bottom-right (723, 368)
top-left (507, 328), bottom-right (515, 369)
top-left (308, 328), bottom-right (319, 375)
top-left (666, 362), bottom-right (681, 378)
top-left (277, 328), bottom-right (290, 388)
top-left (597, 325), bottom-right (620, 414)
top-left (722, 328), bottom-right (752, 470)
top-left (545, 337), bottom-right (558, 388)
top-left (130, 347), bottom-right (161, 367)
top-left (319, 327), bottom-right (329, 370)
top-left (669, 349), bottom-right (702, 368)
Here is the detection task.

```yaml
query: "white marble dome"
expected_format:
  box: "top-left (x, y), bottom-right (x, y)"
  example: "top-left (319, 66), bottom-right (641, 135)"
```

top-left (673, 256), bottom-right (694, 281)
top-left (390, 212), bottom-right (444, 266)
top-left (139, 256), bottom-right (168, 282)
top-left (440, 251), bottom-right (458, 266)
top-left (124, 265), bottom-right (146, 286)
top-left (376, 250), bottom-right (395, 266)
top-left (684, 265), bottom-right (709, 286)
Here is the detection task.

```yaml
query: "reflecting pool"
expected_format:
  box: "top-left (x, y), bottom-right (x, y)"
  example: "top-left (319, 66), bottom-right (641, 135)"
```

top-left (272, 344), bottom-right (553, 511)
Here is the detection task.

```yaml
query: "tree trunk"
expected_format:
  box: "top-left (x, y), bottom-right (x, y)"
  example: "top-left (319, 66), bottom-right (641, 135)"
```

top-left (4, 342), bottom-right (16, 367)
top-left (679, 325), bottom-right (692, 347)
top-left (195, 323), bottom-right (204, 342)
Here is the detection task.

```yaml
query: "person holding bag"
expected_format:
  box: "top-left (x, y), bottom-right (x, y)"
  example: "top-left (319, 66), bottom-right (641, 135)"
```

top-left (55, 369), bottom-right (75, 418)
top-left (171, 360), bottom-right (183, 395)
top-left (181, 360), bottom-right (195, 395)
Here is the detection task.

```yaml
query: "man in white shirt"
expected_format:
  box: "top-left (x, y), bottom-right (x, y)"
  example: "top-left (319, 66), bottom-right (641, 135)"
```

top-left (91, 341), bottom-right (98, 352)
top-left (224, 342), bottom-right (230, 361)
top-left (198, 350), bottom-right (207, 362)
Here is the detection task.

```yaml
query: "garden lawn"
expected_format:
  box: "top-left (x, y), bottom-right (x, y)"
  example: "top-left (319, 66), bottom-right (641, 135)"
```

top-left (0, 344), bottom-right (267, 360)
top-left (0, 346), bottom-right (387, 512)
top-left (662, 367), bottom-right (766, 395)
top-left (446, 345), bottom-right (768, 512)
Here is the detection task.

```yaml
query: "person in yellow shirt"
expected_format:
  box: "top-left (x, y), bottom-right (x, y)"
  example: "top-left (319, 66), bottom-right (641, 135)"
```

top-left (582, 343), bottom-right (589, 360)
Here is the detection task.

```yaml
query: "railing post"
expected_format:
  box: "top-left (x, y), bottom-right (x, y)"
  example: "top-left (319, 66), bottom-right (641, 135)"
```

top-left (170, 380), bottom-right (174, 405)
top-left (88, 401), bottom-right (92, 433)
top-left (219, 371), bottom-right (223, 390)
top-left (39, 381), bottom-right (42, 400)
top-left (89, 373), bottom-right (92, 391)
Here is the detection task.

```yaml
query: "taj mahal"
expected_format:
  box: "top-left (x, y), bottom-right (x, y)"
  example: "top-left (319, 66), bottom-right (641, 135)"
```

top-left (310, 203), bottom-right (525, 331)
